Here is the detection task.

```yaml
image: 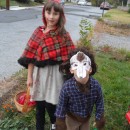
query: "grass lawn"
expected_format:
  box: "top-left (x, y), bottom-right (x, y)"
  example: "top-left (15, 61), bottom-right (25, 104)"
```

top-left (0, 50), bottom-right (130, 130)
top-left (0, 0), bottom-right (41, 8)
top-left (103, 9), bottom-right (130, 25)
top-left (94, 51), bottom-right (130, 129)
top-left (0, 0), bottom-right (18, 7)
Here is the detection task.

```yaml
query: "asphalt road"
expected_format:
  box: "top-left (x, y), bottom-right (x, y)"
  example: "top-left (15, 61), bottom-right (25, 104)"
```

top-left (0, 5), bottom-right (103, 80)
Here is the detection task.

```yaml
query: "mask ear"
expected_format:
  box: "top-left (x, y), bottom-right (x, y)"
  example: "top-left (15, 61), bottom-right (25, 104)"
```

top-left (70, 68), bottom-right (74, 74)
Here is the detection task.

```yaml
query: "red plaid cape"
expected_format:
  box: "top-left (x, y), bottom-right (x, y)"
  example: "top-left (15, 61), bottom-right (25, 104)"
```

top-left (18, 26), bottom-right (75, 68)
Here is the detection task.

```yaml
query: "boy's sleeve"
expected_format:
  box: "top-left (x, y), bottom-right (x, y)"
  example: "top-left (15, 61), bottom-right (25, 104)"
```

top-left (55, 84), bottom-right (68, 130)
top-left (18, 27), bottom-right (43, 68)
top-left (95, 84), bottom-right (105, 129)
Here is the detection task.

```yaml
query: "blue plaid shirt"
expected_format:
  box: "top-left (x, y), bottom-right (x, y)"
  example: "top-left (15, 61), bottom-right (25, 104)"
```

top-left (55, 76), bottom-right (104, 120)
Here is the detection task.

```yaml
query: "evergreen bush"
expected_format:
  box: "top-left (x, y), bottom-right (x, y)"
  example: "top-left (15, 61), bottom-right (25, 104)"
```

top-left (34, 0), bottom-right (43, 3)
top-left (16, 0), bottom-right (30, 3)
top-left (128, 4), bottom-right (130, 13)
top-left (78, 18), bottom-right (94, 51)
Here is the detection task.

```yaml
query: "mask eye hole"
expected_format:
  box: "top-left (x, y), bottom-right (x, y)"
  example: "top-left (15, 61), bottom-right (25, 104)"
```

top-left (84, 63), bottom-right (87, 65)
top-left (74, 64), bottom-right (78, 67)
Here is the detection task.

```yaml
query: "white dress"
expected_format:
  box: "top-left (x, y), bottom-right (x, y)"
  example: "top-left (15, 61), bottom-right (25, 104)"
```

top-left (30, 65), bottom-right (64, 105)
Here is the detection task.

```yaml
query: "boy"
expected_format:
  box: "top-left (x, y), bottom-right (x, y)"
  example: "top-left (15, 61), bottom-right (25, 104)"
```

top-left (55, 48), bottom-right (105, 130)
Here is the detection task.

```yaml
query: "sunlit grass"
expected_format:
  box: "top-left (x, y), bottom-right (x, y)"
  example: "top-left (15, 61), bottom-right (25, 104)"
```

top-left (0, 0), bottom-right (41, 7)
top-left (0, 0), bottom-right (19, 7)
top-left (104, 9), bottom-right (130, 24)
top-left (93, 52), bottom-right (130, 129)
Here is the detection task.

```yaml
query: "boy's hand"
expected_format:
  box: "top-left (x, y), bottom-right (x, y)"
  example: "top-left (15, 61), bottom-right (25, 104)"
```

top-left (95, 114), bottom-right (105, 130)
top-left (56, 118), bottom-right (67, 130)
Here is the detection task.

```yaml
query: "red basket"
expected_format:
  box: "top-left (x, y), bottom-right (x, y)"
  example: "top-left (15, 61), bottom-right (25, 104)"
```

top-left (14, 88), bottom-right (36, 113)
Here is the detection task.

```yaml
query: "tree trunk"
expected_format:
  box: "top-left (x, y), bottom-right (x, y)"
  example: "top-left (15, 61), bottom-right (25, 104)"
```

top-left (6, 0), bottom-right (10, 10)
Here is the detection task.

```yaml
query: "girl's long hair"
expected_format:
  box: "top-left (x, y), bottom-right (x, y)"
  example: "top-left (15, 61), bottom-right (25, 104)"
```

top-left (42, 1), bottom-right (66, 35)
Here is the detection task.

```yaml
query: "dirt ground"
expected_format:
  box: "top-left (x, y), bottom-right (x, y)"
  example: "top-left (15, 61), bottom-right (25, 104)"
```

top-left (0, 69), bottom-right (27, 115)
top-left (94, 21), bottom-right (130, 36)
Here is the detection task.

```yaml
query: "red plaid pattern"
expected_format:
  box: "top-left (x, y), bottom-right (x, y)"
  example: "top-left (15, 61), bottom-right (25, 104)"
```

top-left (18, 26), bottom-right (75, 68)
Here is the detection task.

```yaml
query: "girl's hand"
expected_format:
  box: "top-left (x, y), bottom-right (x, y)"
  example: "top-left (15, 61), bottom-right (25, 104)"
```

top-left (27, 63), bottom-right (34, 87)
top-left (27, 77), bottom-right (33, 87)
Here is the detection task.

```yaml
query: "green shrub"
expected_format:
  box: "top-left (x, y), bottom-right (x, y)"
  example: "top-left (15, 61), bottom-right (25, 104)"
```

top-left (98, 17), bottom-right (103, 22)
top-left (128, 4), bottom-right (130, 13)
top-left (104, 13), bottom-right (111, 18)
top-left (125, 51), bottom-right (130, 61)
top-left (128, 8), bottom-right (130, 13)
top-left (16, 0), bottom-right (30, 3)
top-left (78, 18), bottom-right (93, 50)
top-left (0, 104), bottom-right (36, 130)
top-left (34, 0), bottom-right (43, 3)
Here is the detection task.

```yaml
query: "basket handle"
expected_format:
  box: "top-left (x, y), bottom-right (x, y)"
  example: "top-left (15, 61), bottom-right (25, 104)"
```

top-left (22, 87), bottom-right (30, 113)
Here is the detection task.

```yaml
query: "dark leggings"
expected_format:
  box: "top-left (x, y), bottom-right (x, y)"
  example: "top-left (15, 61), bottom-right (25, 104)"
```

top-left (36, 101), bottom-right (56, 130)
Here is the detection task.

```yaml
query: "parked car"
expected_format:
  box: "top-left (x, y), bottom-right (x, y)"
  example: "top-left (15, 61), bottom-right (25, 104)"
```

top-left (87, 2), bottom-right (92, 6)
top-left (77, 0), bottom-right (87, 6)
top-left (100, 2), bottom-right (110, 10)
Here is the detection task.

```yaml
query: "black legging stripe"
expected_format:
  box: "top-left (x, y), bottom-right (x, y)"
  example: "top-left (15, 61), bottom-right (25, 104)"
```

top-left (36, 101), bottom-right (56, 130)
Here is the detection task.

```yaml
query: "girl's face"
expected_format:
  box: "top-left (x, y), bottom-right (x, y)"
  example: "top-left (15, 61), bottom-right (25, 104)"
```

top-left (45, 7), bottom-right (60, 28)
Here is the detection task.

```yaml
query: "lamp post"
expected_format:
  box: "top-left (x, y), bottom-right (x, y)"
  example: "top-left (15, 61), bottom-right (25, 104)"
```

top-left (6, 0), bottom-right (10, 10)
top-left (102, 0), bottom-right (105, 17)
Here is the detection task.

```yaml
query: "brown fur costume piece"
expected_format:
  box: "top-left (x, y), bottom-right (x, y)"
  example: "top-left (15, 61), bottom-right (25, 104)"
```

top-left (77, 52), bottom-right (85, 62)
top-left (76, 78), bottom-right (90, 94)
top-left (95, 114), bottom-right (106, 130)
top-left (56, 118), bottom-right (67, 130)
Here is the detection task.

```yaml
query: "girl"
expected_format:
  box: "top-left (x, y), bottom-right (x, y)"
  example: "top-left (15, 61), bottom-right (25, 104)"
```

top-left (55, 47), bottom-right (105, 130)
top-left (18, 1), bottom-right (75, 130)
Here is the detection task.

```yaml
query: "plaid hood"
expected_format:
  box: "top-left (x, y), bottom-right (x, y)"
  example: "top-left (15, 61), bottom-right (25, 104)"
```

top-left (18, 26), bottom-right (75, 68)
